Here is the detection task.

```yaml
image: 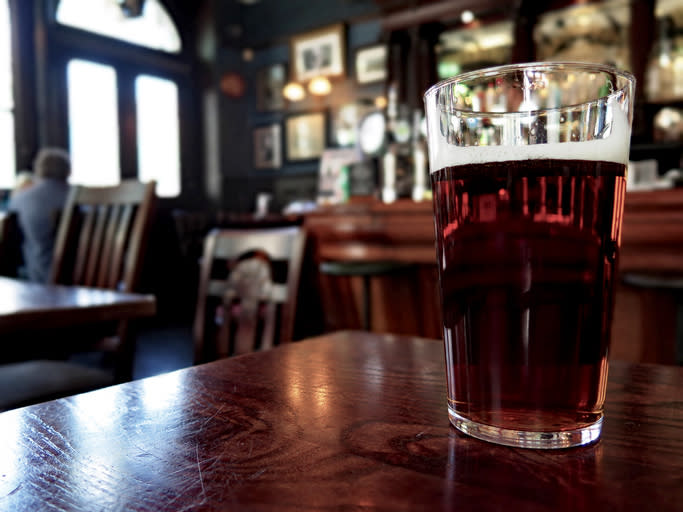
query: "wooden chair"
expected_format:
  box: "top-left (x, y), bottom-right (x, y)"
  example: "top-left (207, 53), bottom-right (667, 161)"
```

top-left (193, 226), bottom-right (306, 364)
top-left (50, 180), bottom-right (156, 293)
top-left (49, 179), bottom-right (156, 381)
top-left (0, 180), bottom-right (156, 410)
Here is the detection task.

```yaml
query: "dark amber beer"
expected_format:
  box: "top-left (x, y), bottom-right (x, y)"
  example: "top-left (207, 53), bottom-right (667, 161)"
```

top-left (424, 63), bottom-right (635, 448)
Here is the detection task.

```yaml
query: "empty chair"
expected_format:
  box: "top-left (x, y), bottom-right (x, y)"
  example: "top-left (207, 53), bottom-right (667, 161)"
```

top-left (50, 180), bottom-right (156, 293)
top-left (193, 226), bottom-right (306, 364)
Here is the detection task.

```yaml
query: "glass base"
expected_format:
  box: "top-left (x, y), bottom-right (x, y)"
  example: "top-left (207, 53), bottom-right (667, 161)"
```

top-left (448, 407), bottom-right (602, 449)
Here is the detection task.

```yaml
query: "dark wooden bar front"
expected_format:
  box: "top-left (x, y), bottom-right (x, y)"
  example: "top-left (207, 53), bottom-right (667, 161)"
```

top-left (304, 199), bottom-right (442, 339)
top-left (304, 189), bottom-right (683, 364)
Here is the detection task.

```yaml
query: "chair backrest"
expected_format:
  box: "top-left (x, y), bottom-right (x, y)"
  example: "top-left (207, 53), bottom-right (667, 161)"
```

top-left (49, 180), bottom-right (156, 292)
top-left (193, 226), bottom-right (306, 363)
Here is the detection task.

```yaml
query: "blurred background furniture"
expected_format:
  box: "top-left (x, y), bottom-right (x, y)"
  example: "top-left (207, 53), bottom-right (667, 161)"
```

top-left (319, 261), bottom-right (413, 331)
top-left (305, 200), bottom-right (441, 337)
top-left (0, 180), bottom-right (157, 411)
top-left (0, 211), bottom-right (23, 277)
top-left (611, 188), bottom-right (683, 365)
top-left (46, 179), bottom-right (157, 381)
top-left (193, 226), bottom-right (306, 363)
top-left (0, 277), bottom-right (156, 411)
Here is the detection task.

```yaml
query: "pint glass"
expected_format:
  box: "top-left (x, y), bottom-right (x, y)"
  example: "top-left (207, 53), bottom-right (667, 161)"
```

top-left (423, 62), bottom-right (635, 449)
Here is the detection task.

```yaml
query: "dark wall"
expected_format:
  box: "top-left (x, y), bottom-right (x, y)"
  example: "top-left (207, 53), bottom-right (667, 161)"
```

top-left (214, 0), bottom-right (385, 213)
top-left (239, 0), bottom-right (381, 48)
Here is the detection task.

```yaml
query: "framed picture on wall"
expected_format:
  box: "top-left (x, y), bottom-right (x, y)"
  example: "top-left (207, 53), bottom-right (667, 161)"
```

top-left (291, 24), bottom-right (345, 82)
top-left (354, 44), bottom-right (388, 84)
top-left (256, 63), bottom-right (287, 111)
top-left (285, 112), bottom-right (326, 161)
top-left (253, 124), bottom-right (282, 169)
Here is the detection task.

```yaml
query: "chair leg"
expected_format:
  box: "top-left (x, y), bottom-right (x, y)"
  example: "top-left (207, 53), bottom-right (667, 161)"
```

top-left (114, 320), bottom-right (135, 383)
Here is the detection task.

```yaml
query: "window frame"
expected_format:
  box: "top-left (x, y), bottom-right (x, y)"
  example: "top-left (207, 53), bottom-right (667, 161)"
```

top-left (35, 0), bottom-right (198, 204)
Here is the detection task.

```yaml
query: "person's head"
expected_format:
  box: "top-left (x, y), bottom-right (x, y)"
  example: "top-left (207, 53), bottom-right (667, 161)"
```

top-left (33, 147), bottom-right (70, 181)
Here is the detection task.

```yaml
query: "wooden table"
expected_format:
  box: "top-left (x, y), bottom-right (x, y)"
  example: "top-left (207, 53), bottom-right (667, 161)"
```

top-left (0, 331), bottom-right (680, 510)
top-left (0, 276), bottom-right (156, 333)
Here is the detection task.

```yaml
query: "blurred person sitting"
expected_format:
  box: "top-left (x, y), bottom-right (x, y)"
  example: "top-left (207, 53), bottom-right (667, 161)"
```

top-left (8, 148), bottom-right (72, 283)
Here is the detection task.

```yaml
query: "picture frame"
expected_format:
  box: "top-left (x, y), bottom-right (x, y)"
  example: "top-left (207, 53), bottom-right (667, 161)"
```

top-left (253, 124), bottom-right (282, 170)
top-left (354, 44), bottom-right (388, 85)
top-left (291, 24), bottom-right (345, 82)
top-left (285, 112), bottom-right (326, 162)
top-left (256, 63), bottom-right (287, 112)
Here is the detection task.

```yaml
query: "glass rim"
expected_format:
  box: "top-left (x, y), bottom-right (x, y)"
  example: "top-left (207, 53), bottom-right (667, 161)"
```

top-left (423, 61), bottom-right (636, 117)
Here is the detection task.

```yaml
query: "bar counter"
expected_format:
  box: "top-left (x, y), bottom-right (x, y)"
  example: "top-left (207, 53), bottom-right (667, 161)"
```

top-left (303, 189), bottom-right (683, 363)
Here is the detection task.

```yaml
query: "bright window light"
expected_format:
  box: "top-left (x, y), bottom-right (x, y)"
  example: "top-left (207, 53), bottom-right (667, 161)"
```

top-left (136, 75), bottom-right (180, 197)
top-left (0, 0), bottom-right (15, 189)
top-left (67, 59), bottom-right (121, 187)
top-left (56, 0), bottom-right (181, 54)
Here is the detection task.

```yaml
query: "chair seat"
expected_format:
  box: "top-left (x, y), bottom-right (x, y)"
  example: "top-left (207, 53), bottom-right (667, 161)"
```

top-left (320, 261), bottom-right (411, 277)
top-left (622, 272), bottom-right (683, 290)
top-left (0, 360), bottom-right (113, 411)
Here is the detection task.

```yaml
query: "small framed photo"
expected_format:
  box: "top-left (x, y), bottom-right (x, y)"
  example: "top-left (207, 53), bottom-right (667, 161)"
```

top-left (291, 24), bottom-right (345, 82)
top-left (354, 44), bottom-right (388, 85)
top-left (253, 124), bottom-right (282, 170)
top-left (285, 112), bottom-right (326, 162)
top-left (256, 63), bottom-right (286, 112)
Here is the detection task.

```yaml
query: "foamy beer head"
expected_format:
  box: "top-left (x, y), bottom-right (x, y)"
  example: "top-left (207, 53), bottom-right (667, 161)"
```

top-left (423, 62), bottom-right (635, 172)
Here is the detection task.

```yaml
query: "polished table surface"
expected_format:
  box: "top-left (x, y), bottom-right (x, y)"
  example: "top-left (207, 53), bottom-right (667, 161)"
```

top-left (0, 276), bottom-right (156, 333)
top-left (0, 331), bottom-right (681, 511)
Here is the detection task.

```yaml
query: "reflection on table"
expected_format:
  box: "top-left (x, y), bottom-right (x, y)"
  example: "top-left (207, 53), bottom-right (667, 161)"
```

top-left (0, 330), bottom-right (680, 511)
top-left (0, 276), bottom-right (156, 334)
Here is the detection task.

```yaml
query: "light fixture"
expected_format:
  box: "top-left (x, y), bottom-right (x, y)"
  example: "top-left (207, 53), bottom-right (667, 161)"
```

top-left (282, 82), bottom-right (305, 102)
top-left (374, 96), bottom-right (388, 109)
top-left (241, 48), bottom-right (254, 62)
top-left (460, 10), bottom-right (475, 24)
top-left (308, 76), bottom-right (332, 96)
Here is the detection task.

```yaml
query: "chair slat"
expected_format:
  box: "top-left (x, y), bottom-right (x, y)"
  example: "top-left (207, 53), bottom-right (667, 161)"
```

top-left (231, 298), bottom-right (260, 356)
top-left (73, 207), bottom-right (96, 284)
top-left (96, 204), bottom-right (122, 288)
top-left (259, 302), bottom-right (277, 352)
top-left (108, 204), bottom-right (134, 290)
top-left (84, 205), bottom-right (109, 287)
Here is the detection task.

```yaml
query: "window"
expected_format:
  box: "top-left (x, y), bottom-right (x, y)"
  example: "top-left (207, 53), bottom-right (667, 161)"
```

top-left (57, 0), bottom-right (185, 197)
top-left (67, 59), bottom-right (120, 187)
top-left (56, 0), bottom-right (181, 54)
top-left (0, 0), bottom-right (15, 188)
top-left (136, 75), bottom-right (180, 197)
